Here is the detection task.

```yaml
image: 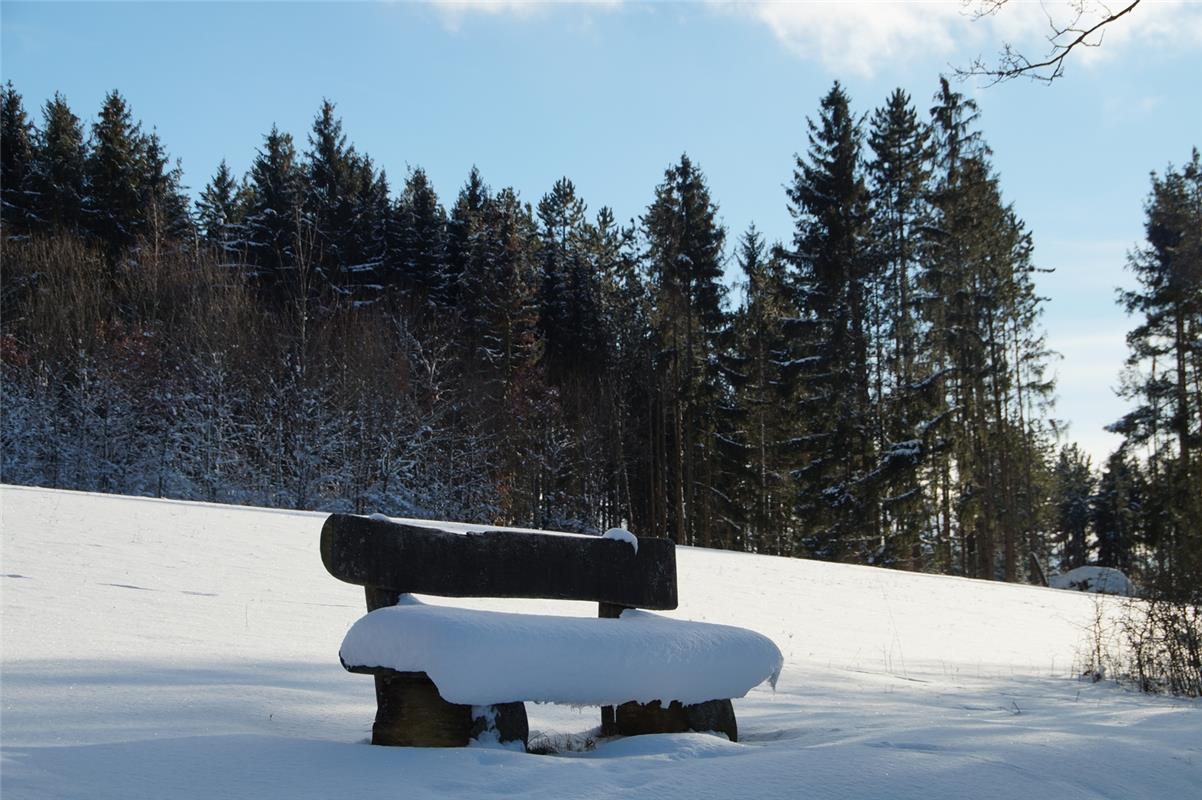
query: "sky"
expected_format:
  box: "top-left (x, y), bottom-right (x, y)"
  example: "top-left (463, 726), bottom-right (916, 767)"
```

top-left (2, 0), bottom-right (1200, 465)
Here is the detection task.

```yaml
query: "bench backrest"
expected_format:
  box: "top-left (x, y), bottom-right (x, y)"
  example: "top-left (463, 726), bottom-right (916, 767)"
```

top-left (321, 514), bottom-right (679, 611)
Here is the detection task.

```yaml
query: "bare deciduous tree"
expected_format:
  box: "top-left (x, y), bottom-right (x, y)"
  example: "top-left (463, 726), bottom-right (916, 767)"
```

top-left (958, 0), bottom-right (1141, 84)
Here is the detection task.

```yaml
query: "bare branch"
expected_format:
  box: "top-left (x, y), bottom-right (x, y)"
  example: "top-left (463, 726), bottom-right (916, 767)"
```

top-left (957, 0), bottom-right (1141, 85)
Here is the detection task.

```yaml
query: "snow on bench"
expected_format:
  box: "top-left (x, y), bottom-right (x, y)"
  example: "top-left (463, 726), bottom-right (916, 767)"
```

top-left (340, 596), bottom-right (783, 707)
top-left (320, 513), bottom-right (783, 750)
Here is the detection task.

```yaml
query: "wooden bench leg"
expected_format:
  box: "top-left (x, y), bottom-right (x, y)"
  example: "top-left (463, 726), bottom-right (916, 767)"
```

top-left (601, 705), bottom-right (618, 737)
top-left (598, 602), bottom-right (627, 738)
top-left (615, 699), bottom-right (738, 742)
top-left (373, 672), bottom-right (471, 746)
top-left (685, 699), bottom-right (737, 743)
top-left (371, 672), bottom-right (529, 749)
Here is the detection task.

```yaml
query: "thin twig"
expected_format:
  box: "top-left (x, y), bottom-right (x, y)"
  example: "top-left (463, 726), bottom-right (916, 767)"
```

top-left (957, 0), bottom-right (1141, 85)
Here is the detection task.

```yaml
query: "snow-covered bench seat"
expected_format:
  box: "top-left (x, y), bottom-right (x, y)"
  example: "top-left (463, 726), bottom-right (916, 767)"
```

top-left (320, 513), bottom-right (782, 750)
top-left (341, 597), bottom-right (782, 707)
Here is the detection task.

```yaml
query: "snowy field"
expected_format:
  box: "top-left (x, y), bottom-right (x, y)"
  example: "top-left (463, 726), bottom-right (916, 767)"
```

top-left (1, 485), bottom-right (1198, 799)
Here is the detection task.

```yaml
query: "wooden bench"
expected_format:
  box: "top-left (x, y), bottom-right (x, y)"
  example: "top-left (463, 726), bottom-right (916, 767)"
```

top-left (321, 513), bottom-right (779, 750)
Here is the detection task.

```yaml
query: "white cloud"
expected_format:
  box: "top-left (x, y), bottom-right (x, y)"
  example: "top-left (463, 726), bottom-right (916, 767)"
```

top-left (721, 2), bottom-right (971, 78)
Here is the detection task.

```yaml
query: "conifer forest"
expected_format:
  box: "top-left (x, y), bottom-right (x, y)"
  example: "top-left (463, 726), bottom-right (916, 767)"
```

top-left (2, 79), bottom-right (1199, 598)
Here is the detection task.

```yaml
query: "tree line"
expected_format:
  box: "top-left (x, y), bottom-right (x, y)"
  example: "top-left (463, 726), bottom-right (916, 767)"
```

top-left (1, 79), bottom-right (1197, 592)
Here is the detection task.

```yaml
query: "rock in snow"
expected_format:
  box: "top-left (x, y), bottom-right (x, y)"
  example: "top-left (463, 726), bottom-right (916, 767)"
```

top-left (1048, 566), bottom-right (1135, 596)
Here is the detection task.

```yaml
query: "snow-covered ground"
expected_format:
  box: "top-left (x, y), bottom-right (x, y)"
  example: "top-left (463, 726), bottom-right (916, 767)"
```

top-left (1, 485), bottom-right (1197, 799)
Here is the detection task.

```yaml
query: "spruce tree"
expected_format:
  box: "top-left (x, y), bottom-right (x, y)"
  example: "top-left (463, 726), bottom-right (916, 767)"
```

top-left (445, 166), bottom-right (490, 312)
top-left (463, 185), bottom-right (547, 526)
top-left (138, 130), bottom-right (192, 244)
top-left (1111, 149), bottom-right (1202, 598)
top-left (924, 77), bottom-right (1054, 580)
top-left (304, 99), bottom-right (359, 293)
top-left (536, 178), bottom-right (615, 529)
top-left (643, 153), bottom-right (727, 546)
top-left (243, 125), bottom-right (304, 302)
top-left (725, 225), bottom-right (796, 554)
top-left (394, 167), bottom-right (448, 310)
top-left (537, 177), bottom-right (600, 385)
top-left (1051, 443), bottom-right (1095, 571)
top-left (785, 82), bottom-right (875, 560)
top-left (590, 206), bottom-right (652, 533)
top-left (343, 155), bottom-right (392, 299)
top-left (866, 87), bottom-right (936, 569)
top-left (923, 77), bottom-right (987, 574)
top-left (1092, 449), bottom-right (1141, 573)
top-left (197, 159), bottom-right (246, 255)
top-left (1, 82), bottom-right (37, 237)
top-left (32, 93), bottom-right (88, 234)
top-left (86, 91), bottom-right (146, 252)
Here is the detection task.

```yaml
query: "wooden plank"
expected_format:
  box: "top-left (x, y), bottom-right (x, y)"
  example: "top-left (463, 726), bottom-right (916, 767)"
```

top-left (320, 514), bottom-right (678, 610)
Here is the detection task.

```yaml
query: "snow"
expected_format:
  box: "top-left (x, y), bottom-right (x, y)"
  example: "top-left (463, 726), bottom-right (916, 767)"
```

top-left (339, 599), bottom-right (782, 705)
top-left (2, 485), bottom-right (1199, 800)
top-left (1049, 565), bottom-right (1136, 597)
top-left (468, 705), bottom-right (524, 751)
top-left (602, 526), bottom-right (638, 552)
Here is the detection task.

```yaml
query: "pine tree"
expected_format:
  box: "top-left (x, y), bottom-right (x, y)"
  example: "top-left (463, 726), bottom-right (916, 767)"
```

top-left (538, 177), bottom-right (601, 385)
top-left (394, 167), bottom-right (448, 309)
top-left (343, 155), bottom-right (392, 300)
top-left (304, 99), bottom-right (359, 293)
top-left (139, 129), bottom-right (192, 245)
top-left (535, 178), bottom-right (615, 530)
top-left (481, 188), bottom-right (543, 388)
top-left (923, 77), bottom-right (1054, 580)
top-left (467, 186), bottom-right (547, 525)
top-left (1051, 443), bottom-right (1094, 571)
top-left (589, 206), bottom-right (652, 533)
top-left (86, 91), bottom-right (146, 252)
top-left (785, 82), bottom-right (875, 560)
top-left (445, 166), bottom-right (490, 312)
top-left (643, 153), bottom-right (727, 546)
top-left (865, 87), bottom-right (936, 569)
top-left (196, 159), bottom-right (247, 256)
top-left (1, 82), bottom-right (37, 236)
top-left (243, 125), bottom-right (304, 302)
top-left (32, 93), bottom-right (88, 234)
top-left (1092, 449), bottom-right (1141, 574)
top-left (725, 225), bottom-right (797, 554)
top-left (924, 77), bottom-right (987, 575)
top-left (1111, 149), bottom-right (1202, 598)
top-left (443, 170), bottom-right (552, 526)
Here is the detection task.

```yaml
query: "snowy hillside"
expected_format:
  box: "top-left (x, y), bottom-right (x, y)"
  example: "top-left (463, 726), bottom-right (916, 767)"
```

top-left (2, 486), bottom-right (1197, 799)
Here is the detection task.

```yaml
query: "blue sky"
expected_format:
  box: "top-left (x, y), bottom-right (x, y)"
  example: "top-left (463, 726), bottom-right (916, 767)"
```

top-left (3, 1), bottom-right (1200, 464)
